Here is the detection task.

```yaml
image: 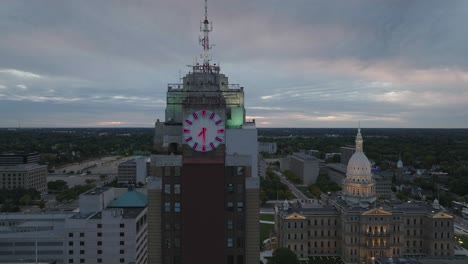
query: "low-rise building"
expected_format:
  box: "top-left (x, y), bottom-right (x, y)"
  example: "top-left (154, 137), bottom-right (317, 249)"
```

top-left (0, 212), bottom-right (73, 263)
top-left (0, 163), bottom-right (48, 193)
top-left (259, 142), bottom-right (278, 154)
top-left (64, 187), bottom-right (148, 264)
top-left (117, 156), bottom-right (147, 184)
top-left (287, 153), bottom-right (322, 185)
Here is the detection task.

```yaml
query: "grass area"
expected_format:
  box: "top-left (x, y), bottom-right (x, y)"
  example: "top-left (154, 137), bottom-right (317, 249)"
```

top-left (455, 234), bottom-right (468, 250)
top-left (260, 223), bottom-right (274, 245)
top-left (260, 213), bottom-right (275, 222)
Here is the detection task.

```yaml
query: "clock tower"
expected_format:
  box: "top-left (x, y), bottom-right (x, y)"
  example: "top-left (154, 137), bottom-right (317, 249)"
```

top-left (147, 1), bottom-right (259, 264)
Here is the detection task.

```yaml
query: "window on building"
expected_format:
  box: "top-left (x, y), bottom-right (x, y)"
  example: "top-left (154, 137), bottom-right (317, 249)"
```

top-left (68, 259), bottom-right (73, 263)
top-left (164, 202), bottom-right (171, 212)
top-left (237, 202), bottom-right (244, 212)
top-left (164, 184), bottom-right (171, 194)
top-left (120, 258), bottom-right (125, 263)
top-left (227, 220), bottom-right (233, 230)
top-left (164, 167), bottom-right (170, 176)
top-left (98, 250), bottom-right (102, 254)
top-left (97, 259), bottom-right (102, 263)
top-left (80, 241), bottom-right (84, 246)
top-left (80, 259), bottom-right (84, 263)
top-left (227, 183), bottom-right (234, 193)
top-left (69, 233), bottom-right (73, 237)
top-left (120, 232), bottom-right (124, 237)
top-left (174, 167), bottom-right (181, 176)
top-left (120, 241), bottom-right (125, 245)
top-left (237, 167), bottom-right (244, 176)
top-left (120, 249), bottom-right (125, 254)
top-left (174, 238), bottom-right (181, 248)
top-left (69, 241), bottom-right (73, 246)
top-left (79, 233), bottom-right (84, 237)
top-left (227, 202), bottom-right (234, 211)
top-left (174, 202), bottom-right (181, 213)
top-left (97, 224), bottom-right (102, 228)
top-left (174, 184), bottom-right (181, 194)
top-left (120, 223), bottom-right (125, 228)
top-left (97, 232), bottom-right (102, 237)
top-left (227, 238), bottom-right (233, 248)
top-left (69, 250), bottom-right (74, 254)
top-left (97, 241), bottom-right (102, 246)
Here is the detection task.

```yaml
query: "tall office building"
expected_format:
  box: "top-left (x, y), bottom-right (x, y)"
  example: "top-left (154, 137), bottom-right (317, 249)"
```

top-left (147, 1), bottom-right (259, 263)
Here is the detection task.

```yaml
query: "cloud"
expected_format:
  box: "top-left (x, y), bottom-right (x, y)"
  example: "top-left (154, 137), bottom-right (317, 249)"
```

top-left (0, 69), bottom-right (42, 79)
top-left (0, 0), bottom-right (467, 127)
top-left (16, 84), bottom-right (27, 89)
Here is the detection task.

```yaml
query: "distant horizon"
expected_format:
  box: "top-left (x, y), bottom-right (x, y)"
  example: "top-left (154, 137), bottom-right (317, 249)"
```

top-left (2, 126), bottom-right (468, 130)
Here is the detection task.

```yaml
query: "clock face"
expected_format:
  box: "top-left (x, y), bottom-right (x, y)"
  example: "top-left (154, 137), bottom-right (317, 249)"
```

top-left (182, 110), bottom-right (225, 152)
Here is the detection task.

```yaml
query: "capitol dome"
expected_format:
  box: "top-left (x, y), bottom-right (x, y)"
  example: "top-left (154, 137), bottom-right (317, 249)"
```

top-left (346, 127), bottom-right (372, 179)
top-left (342, 126), bottom-right (376, 207)
top-left (347, 151), bottom-right (372, 178)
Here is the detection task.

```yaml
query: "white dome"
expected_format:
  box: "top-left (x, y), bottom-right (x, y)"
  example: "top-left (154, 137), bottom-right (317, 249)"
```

top-left (397, 159), bottom-right (403, 168)
top-left (346, 151), bottom-right (372, 177)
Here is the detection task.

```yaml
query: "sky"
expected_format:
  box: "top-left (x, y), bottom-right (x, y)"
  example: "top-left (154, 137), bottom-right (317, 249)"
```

top-left (1, 0), bottom-right (467, 128)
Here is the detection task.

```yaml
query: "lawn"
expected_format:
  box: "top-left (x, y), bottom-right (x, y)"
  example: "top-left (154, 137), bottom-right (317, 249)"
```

top-left (260, 213), bottom-right (275, 248)
top-left (455, 234), bottom-right (468, 250)
top-left (260, 213), bottom-right (275, 222)
top-left (260, 223), bottom-right (274, 245)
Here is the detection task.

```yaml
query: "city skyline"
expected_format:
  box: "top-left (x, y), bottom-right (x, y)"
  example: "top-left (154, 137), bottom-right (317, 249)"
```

top-left (1, 0), bottom-right (468, 128)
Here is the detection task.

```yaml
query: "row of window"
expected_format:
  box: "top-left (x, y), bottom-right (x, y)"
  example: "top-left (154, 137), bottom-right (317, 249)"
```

top-left (68, 258), bottom-right (125, 263)
top-left (159, 166), bottom-right (245, 177)
top-left (164, 202), bottom-right (181, 212)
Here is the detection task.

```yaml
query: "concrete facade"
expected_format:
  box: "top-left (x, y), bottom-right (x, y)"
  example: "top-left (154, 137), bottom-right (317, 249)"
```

top-left (258, 142), bottom-right (277, 154)
top-left (286, 153), bottom-right (321, 185)
top-left (64, 187), bottom-right (148, 264)
top-left (117, 156), bottom-right (147, 184)
top-left (0, 163), bottom-right (48, 193)
top-left (0, 213), bottom-right (73, 263)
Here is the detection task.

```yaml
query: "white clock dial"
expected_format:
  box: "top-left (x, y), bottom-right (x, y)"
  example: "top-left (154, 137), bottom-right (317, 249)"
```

top-left (182, 110), bottom-right (225, 152)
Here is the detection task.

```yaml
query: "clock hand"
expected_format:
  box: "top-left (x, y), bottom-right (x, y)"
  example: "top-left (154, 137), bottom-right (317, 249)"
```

top-left (203, 127), bottom-right (206, 144)
top-left (198, 127), bottom-right (207, 144)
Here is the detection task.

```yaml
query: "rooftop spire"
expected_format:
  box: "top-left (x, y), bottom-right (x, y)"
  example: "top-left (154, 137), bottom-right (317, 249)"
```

top-left (200, 0), bottom-right (213, 66)
top-left (355, 123), bottom-right (363, 152)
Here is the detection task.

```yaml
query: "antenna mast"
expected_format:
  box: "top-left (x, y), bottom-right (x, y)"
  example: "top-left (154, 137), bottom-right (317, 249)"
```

top-left (200, 0), bottom-right (213, 66)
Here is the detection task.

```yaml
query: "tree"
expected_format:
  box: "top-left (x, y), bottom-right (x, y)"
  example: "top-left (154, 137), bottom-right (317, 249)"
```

top-left (19, 194), bottom-right (32, 206)
top-left (267, 247), bottom-right (300, 264)
top-left (48, 180), bottom-right (68, 192)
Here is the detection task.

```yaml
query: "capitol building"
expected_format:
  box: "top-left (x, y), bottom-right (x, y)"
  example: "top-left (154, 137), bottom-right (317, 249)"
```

top-left (275, 128), bottom-right (454, 263)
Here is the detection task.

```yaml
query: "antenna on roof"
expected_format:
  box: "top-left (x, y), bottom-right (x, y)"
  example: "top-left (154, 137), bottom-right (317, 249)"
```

top-left (200, 0), bottom-right (213, 66)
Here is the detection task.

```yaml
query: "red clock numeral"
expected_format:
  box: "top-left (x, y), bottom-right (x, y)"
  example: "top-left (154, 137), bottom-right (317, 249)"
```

top-left (202, 145), bottom-right (206, 152)
top-left (193, 142), bottom-right (198, 150)
top-left (210, 112), bottom-right (215, 119)
top-left (215, 120), bottom-right (222, 125)
top-left (215, 137), bottom-right (222, 142)
top-left (192, 112), bottom-right (198, 119)
top-left (217, 129), bottom-right (224, 133)
top-left (210, 143), bottom-right (215, 149)
top-left (183, 128), bottom-right (190, 133)
top-left (185, 120), bottom-right (192, 125)
top-left (202, 110), bottom-right (206, 117)
top-left (185, 137), bottom-right (192, 142)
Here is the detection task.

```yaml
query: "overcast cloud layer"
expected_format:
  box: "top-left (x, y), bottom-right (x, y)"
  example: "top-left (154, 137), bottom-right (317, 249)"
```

top-left (1, 0), bottom-right (467, 128)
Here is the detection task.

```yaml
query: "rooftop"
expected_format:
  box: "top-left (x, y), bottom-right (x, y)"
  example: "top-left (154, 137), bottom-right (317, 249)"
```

top-left (108, 188), bottom-right (147, 208)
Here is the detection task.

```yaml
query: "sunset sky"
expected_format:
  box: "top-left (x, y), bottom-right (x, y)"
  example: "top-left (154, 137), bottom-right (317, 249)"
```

top-left (1, 0), bottom-right (467, 128)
